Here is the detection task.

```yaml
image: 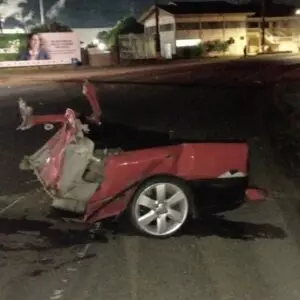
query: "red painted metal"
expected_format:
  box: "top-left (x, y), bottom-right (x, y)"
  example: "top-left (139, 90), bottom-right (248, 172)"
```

top-left (22, 80), bottom-right (101, 129)
top-left (82, 80), bottom-right (102, 122)
top-left (17, 98), bottom-right (68, 130)
top-left (245, 188), bottom-right (267, 202)
top-left (84, 143), bottom-right (249, 223)
top-left (33, 109), bottom-right (78, 190)
top-left (18, 80), bottom-right (267, 227)
top-left (32, 114), bottom-right (66, 126)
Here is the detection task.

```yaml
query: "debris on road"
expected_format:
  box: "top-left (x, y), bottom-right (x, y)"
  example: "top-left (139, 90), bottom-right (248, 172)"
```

top-left (66, 267), bottom-right (77, 272)
top-left (50, 289), bottom-right (64, 300)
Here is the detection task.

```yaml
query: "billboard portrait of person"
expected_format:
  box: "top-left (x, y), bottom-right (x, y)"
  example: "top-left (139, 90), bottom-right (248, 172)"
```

top-left (18, 33), bottom-right (50, 60)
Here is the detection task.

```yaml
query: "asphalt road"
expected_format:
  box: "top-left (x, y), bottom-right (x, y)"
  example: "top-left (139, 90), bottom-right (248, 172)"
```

top-left (1, 55), bottom-right (300, 300)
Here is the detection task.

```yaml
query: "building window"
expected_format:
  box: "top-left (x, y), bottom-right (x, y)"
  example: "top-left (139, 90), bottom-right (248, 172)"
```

top-left (262, 21), bottom-right (269, 28)
top-left (248, 22), bottom-right (259, 28)
top-left (201, 22), bottom-right (223, 29)
top-left (281, 20), bottom-right (293, 27)
top-left (145, 26), bottom-right (156, 35)
top-left (225, 21), bottom-right (246, 28)
top-left (176, 22), bottom-right (200, 30)
top-left (160, 24), bottom-right (173, 32)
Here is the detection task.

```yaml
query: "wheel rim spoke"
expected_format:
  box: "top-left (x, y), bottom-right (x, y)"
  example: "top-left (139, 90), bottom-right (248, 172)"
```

top-left (138, 210), bottom-right (156, 227)
top-left (135, 182), bottom-right (189, 236)
top-left (138, 195), bottom-right (156, 210)
top-left (167, 208), bottom-right (183, 223)
top-left (166, 191), bottom-right (184, 207)
top-left (157, 214), bottom-right (168, 234)
top-left (156, 184), bottom-right (166, 202)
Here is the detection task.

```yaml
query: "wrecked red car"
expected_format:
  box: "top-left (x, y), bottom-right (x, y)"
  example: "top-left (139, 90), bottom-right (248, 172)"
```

top-left (17, 80), bottom-right (266, 238)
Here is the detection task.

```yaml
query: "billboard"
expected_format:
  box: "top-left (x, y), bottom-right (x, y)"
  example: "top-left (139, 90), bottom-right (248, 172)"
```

top-left (0, 32), bottom-right (81, 67)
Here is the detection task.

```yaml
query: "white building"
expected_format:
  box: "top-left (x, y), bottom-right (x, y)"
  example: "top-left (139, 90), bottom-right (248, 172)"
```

top-left (139, 1), bottom-right (300, 57)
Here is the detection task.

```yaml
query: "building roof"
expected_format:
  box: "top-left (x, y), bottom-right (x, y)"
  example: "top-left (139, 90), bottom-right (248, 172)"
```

top-left (158, 1), bottom-right (253, 15)
top-left (248, 2), bottom-right (297, 17)
top-left (139, 1), bottom-right (297, 22)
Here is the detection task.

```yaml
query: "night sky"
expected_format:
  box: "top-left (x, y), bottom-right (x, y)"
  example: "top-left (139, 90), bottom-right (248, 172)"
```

top-left (40, 0), bottom-right (156, 27)
top-left (2, 0), bottom-right (165, 28)
top-left (1, 0), bottom-right (295, 29)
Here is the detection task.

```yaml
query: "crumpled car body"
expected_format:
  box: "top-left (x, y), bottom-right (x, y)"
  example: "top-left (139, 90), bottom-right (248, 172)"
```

top-left (17, 80), bottom-right (267, 237)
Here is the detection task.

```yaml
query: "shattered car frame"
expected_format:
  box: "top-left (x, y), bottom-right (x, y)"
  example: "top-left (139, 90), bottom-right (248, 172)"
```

top-left (17, 80), bottom-right (267, 238)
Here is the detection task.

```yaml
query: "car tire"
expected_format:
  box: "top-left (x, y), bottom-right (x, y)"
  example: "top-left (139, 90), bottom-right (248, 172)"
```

top-left (129, 176), bottom-right (193, 238)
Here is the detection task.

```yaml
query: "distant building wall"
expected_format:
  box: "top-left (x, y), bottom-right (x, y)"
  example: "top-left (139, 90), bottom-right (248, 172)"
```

top-left (247, 17), bottom-right (300, 53)
top-left (144, 10), bottom-right (176, 57)
top-left (142, 9), bottom-right (248, 56)
top-left (119, 33), bottom-right (156, 59)
top-left (141, 6), bottom-right (300, 56)
top-left (175, 15), bottom-right (247, 55)
top-left (87, 48), bottom-right (114, 66)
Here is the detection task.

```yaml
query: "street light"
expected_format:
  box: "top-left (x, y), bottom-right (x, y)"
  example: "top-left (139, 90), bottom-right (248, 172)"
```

top-left (0, 17), bottom-right (5, 34)
top-left (39, 0), bottom-right (45, 24)
top-left (98, 42), bottom-right (106, 51)
top-left (295, 9), bottom-right (300, 15)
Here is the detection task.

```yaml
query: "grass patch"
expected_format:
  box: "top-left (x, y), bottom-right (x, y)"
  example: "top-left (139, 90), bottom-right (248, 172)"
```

top-left (0, 34), bottom-right (27, 61)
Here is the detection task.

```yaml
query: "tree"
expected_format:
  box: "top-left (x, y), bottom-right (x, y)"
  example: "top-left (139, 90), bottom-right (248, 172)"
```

top-left (14, 11), bottom-right (35, 32)
top-left (30, 21), bottom-right (72, 33)
top-left (97, 30), bottom-right (110, 45)
top-left (105, 17), bottom-right (128, 49)
top-left (204, 39), bottom-right (232, 53)
top-left (97, 16), bottom-right (144, 49)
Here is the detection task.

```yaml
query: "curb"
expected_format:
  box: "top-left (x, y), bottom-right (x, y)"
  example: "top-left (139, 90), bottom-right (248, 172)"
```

top-left (0, 57), bottom-right (238, 87)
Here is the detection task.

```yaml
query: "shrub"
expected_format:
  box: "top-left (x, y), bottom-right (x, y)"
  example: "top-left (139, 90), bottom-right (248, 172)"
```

top-left (176, 43), bottom-right (206, 58)
top-left (204, 39), bottom-right (231, 53)
top-left (175, 38), bottom-right (233, 59)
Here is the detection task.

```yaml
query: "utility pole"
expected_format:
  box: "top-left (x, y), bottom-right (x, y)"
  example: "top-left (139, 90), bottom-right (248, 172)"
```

top-left (261, 0), bottom-right (266, 53)
top-left (0, 17), bottom-right (4, 34)
top-left (39, 0), bottom-right (45, 24)
top-left (154, 0), bottom-right (161, 58)
top-left (129, 0), bottom-right (136, 16)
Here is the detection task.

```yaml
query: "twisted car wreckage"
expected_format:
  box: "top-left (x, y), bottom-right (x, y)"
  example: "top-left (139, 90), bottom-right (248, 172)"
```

top-left (17, 80), bottom-right (267, 238)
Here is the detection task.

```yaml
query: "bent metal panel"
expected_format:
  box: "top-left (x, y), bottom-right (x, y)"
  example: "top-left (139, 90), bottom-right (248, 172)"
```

top-left (0, 32), bottom-right (81, 67)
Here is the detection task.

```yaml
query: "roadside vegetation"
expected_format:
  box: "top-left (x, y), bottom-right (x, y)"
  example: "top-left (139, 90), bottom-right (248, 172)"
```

top-left (176, 38), bottom-right (235, 59)
top-left (96, 16), bottom-right (143, 51)
top-left (30, 21), bottom-right (73, 33)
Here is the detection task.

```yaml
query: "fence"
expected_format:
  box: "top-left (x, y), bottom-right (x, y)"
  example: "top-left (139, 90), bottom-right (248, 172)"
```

top-left (118, 33), bottom-right (156, 60)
